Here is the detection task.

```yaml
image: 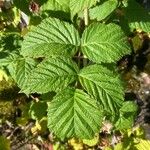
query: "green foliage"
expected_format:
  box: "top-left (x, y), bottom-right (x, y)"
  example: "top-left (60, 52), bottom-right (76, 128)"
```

top-left (89, 0), bottom-right (118, 21)
top-left (119, 101), bottom-right (137, 113)
top-left (123, 0), bottom-right (150, 32)
top-left (82, 135), bottom-right (99, 146)
top-left (0, 51), bottom-right (20, 67)
top-left (13, 0), bottom-right (30, 14)
top-left (107, 127), bottom-right (148, 150)
top-left (15, 58), bottom-right (38, 91)
top-left (47, 88), bottom-right (103, 139)
top-left (41, 0), bottom-right (70, 13)
top-left (134, 139), bottom-right (150, 150)
top-left (22, 57), bottom-right (78, 94)
top-left (0, 136), bottom-right (10, 150)
top-left (70, 0), bottom-right (99, 17)
top-left (1, 0), bottom-right (149, 141)
top-left (0, 34), bottom-right (22, 53)
top-left (21, 18), bottom-right (80, 58)
top-left (81, 23), bottom-right (131, 63)
top-left (115, 101), bottom-right (137, 129)
top-left (29, 101), bottom-right (47, 120)
top-left (79, 64), bottom-right (124, 116)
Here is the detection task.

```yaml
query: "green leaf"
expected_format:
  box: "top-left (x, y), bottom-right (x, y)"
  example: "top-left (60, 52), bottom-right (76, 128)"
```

top-left (0, 34), bottom-right (22, 53)
top-left (47, 88), bottom-right (103, 139)
top-left (41, 0), bottom-right (70, 12)
top-left (29, 101), bottom-right (47, 120)
top-left (120, 101), bottom-right (137, 113)
top-left (0, 136), bottom-right (10, 150)
top-left (40, 92), bottom-right (56, 101)
top-left (21, 18), bottom-right (80, 58)
top-left (124, 0), bottom-right (150, 33)
top-left (79, 64), bottom-right (124, 116)
top-left (22, 57), bottom-right (78, 94)
top-left (15, 58), bottom-right (38, 91)
top-left (90, 0), bottom-right (118, 21)
top-left (81, 23), bottom-right (131, 63)
top-left (13, 0), bottom-right (30, 15)
top-left (0, 51), bottom-right (20, 67)
top-left (115, 101), bottom-right (137, 130)
top-left (115, 115), bottom-right (134, 130)
top-left (0, 50), bottom-right (27, 81)
top-left (0, 69), bottom-right (8, 81)
top-left (55, 0), bottom-right (70, 9)
top-left (70, 0), bottom-right (99, 17)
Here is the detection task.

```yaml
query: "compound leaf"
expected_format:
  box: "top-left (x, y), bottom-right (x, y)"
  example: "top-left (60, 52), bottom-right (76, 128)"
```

top-left (47, 88), bottom-right (103, 139)
top-left (81, 23), bottom-right (131, 63)
top-left (90, 0), bottom-right (118, 21)
top-left (79, 64), bottom-right (124, 116)
top-left (21, 18), bottom-right (80, 58)
top-left (22, 57), bottom-right (79, 94)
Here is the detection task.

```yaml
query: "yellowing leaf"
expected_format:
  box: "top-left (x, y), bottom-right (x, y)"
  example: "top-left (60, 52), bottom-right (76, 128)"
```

top-left (0, 69), bottom-right (8, 81)
top-left (31, 121), bottom-right (41, 135)
top-left (135, 139), bottom-right (150, 150)
top-left (83, 134), bottom-right (99, 146)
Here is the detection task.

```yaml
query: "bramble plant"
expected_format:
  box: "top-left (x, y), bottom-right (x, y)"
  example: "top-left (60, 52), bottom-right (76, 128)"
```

top-left (0, 0), bottom-right (150, 140)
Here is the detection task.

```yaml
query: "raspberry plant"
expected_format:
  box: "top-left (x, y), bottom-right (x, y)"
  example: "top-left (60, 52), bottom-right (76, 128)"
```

top-left (1, 0), bottom-right (150, 140)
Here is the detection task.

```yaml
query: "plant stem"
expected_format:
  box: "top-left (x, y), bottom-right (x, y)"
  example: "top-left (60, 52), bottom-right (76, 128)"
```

top-left (84, 7), bottom-right (89, 26)
top-left (83, 8), bottom-right (89, 66)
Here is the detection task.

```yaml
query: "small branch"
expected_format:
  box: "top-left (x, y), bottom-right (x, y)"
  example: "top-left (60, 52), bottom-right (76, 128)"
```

top-left (83, 8), bottom-right (89, 66)
top-left (77, 51), bottom-right (81, 67)
top-left (73, 55), bottom-right (85, 59)
top-left (84, 8), bottom-right (89, 26)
